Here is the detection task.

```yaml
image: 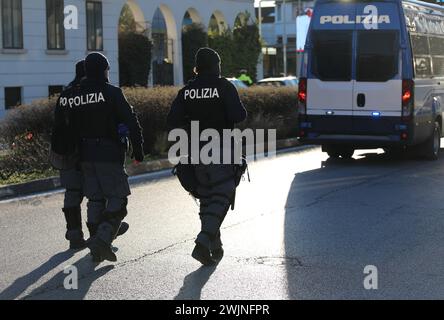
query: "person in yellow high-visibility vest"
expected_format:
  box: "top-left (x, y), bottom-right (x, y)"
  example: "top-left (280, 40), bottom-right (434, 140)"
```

top-left (237, 69), bottom-right (253, 87)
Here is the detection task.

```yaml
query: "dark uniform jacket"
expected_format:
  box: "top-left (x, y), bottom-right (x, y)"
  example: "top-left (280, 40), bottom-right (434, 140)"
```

top-left (51, 81), bottom-right (80, 157)
top-left (167, 75), bottom-right (246, 132)
top-left (56, 78), bottom-right (144, 164)
top-left (167, 75), bottom-right (247, 164)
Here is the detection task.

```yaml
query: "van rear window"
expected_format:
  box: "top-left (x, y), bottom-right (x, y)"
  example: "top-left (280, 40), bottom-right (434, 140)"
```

top-left (311, 30), bottom-right (352, 81)
top-left (356, 31), bottom-right (399, 82)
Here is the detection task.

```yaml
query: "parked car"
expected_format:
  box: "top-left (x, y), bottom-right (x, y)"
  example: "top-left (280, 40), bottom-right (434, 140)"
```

top-left (227, 77), bottom-right (249, 89)
top-left (257, 76), bottom-right (298, 87)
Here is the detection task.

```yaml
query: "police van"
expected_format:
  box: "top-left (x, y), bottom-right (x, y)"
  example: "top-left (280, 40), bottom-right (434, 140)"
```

top-left (298, 0), bottom-right (444, 160)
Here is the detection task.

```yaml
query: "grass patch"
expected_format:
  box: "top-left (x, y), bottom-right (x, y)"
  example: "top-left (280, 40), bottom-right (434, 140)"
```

top-left (1, 155), bottom-right (165, 187)
top-left (0, 169), bottom-right (58, 187)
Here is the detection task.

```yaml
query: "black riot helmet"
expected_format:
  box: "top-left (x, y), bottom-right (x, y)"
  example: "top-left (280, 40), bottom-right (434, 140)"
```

top-left (195, 47), bottom-right (221, 76)
top-left (75, 60), bottom-right (86, 80)
top-left (85, 52), bottom-right (110, 82)
top-left (69, 60), bottom-right (86, 87)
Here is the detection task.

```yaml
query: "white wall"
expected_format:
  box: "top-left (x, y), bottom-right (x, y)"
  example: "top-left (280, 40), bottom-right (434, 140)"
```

top-left (0, 0), bottom-right (253, 117)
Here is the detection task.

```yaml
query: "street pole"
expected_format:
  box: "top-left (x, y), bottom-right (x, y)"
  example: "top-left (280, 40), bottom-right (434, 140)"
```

top-left (258, 0), bottom-right (264, 80)
top-left (258, 0), bottom-right (262, 38)
top-left (297, 0), bottom-right (301, 76)
top-left (282, 0), bottom-right (287, 76)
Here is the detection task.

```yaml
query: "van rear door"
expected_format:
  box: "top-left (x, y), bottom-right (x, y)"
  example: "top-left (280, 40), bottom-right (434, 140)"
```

top-left (307, 1), bottom-right (403, 135)
top-left (307, 2), bottom-right (356, 133)
top-left (353, 2), bottom-right (402, 134)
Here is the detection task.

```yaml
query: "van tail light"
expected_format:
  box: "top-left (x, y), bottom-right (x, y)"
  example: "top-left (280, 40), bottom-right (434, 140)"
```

top-left (402, 79), bottom-right (414, 120)
top-left (298, 77), bottom-right (307, 115)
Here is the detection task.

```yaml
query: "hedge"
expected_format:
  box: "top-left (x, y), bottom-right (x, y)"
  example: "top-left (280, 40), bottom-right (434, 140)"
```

top-left (0, 86), bottom-right (298, 182)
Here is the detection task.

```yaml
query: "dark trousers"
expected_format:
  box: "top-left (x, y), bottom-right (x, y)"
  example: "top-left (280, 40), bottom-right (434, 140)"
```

top-left (81, 161), bottom-right (130, 244)
top-left (194, 164), bottom-right (236, 250)
top-left (60, 168), bottom-right (83, 208)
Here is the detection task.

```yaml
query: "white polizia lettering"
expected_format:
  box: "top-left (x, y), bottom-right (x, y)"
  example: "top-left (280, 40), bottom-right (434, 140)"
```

top-left (60, 92), bottom-right (105, 108)
top-left (184, 88), bottom-right (220, 100)
top-left (319, 15), bottom-right (390, 25)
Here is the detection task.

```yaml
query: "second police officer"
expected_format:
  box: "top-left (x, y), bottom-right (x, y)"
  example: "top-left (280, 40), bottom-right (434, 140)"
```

top-left (54, 60), bottom-right (88, 250)
top-left (167, 48), bottom-right (247, 266)
top-left (62, 52), bottom-right (145, 262)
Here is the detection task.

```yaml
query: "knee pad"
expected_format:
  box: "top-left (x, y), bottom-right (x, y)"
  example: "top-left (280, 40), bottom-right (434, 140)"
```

top-left (96, 209), bottom-right (126, 245)
top-left (101, 207), bottom-right (127, 223)
top-left (107, 198), bottom-right (128, 215)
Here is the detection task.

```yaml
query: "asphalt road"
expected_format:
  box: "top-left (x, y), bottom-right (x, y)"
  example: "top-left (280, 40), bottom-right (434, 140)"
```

top-left (2, 145), bottom-right (444, 300)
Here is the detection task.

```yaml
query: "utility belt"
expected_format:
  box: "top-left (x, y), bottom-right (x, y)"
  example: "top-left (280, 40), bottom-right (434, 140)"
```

top-left (80, 137), bottom-right (125, 163)
top-left (172, 156), bottom-right (250, 203)
top-left (81, 137), bottom-right (116, 144)
top-left (49, 146), bottom-right (80, 170)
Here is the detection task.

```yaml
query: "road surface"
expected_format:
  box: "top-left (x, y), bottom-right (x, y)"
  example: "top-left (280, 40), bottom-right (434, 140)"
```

top-left (2, 146), bottom-right (444, 299)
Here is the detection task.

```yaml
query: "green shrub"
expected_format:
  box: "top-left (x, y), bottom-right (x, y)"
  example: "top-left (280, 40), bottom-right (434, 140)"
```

top-left (182, 23), bottom-right (208, 83)
top-left (0, 133), bottom-right (55, 181)
top-left (207, 12), bottom-right (262, 80)
top-left (0, 86), bottom-right (298, 183)
top-left (118, 32), bottom-right (152, 87)
top-left (118, 3), bottom-right (152, 87)
top-left (232, 14), bottom-right (262, 82)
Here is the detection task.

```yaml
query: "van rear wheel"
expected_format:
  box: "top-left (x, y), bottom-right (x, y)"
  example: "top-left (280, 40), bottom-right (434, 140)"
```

top-left (339, 149), bottom-right (354, 159)
top-left (422, 121), bottom-right (441, 160)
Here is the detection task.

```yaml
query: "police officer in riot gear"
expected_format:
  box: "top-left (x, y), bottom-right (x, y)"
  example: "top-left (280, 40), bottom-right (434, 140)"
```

top-left (64, 52), bottom-right (144, 262)
top-left (54, 60), bottom-right (87, 250)
top-left (167, 47), bottom-right (247, 266)
top-left (53, 60), bottom-right (131, 251)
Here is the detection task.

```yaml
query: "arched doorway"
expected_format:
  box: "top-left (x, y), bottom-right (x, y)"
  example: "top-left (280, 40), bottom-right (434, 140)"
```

top-left (118, 1), bottom-right (151, 87)
top-left (151, 7), bottom-right (174, 86)
top-left (234, 12), bottom-right (248, 29)
top-left (181, 8), bottom-right (206, 82)
top-left (182, 8), bottom-right (202, 28)
top-left (208, 12), bottom-right (227, 36)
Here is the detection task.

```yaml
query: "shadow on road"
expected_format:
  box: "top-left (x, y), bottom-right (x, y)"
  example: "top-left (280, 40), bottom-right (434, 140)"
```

top-left (175, 265), bottom-right (217, 300)
top-left (22, 253), bottom-right (114, 300)
top-left (283, 150), bottom-right (436, 299)
top-left (0, 250), bottom-right (76, 300)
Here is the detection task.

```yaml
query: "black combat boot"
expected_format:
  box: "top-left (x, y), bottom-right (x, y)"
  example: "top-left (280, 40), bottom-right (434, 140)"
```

top-left (210, 231), bottom-right (224, 261)
top-left (88, 238), bottom-right (117, 262)
top-left (87, 222), bottom-right (116, 262)
top-left (192, 242), bottom-right (216, 266)
top-left (86, 221), bottom-right (129, 241)
top-left (86, 221), bottom-right (128, 262)
top-left (87, 210), bottom-right (126, 263)
top-left (63, 207), bottom-right (86, 250)
top-left (211, 247), bottom-right (224, 261)
top-left (116, 222), bottom-right (129, 238)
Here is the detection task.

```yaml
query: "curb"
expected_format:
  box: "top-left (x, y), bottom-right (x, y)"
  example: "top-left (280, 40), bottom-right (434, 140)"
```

top-left (0, 138), bottom-right (303, 201)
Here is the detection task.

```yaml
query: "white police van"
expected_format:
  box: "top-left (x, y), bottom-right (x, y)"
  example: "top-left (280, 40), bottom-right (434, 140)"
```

top-left (298, 0), bottom-right (444, 160)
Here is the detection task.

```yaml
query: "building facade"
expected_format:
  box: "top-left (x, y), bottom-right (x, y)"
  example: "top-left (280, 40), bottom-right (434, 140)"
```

top-left (0, 0), bottom-right (253, 117)
top-left (256, 0), bottom-right (313, 78)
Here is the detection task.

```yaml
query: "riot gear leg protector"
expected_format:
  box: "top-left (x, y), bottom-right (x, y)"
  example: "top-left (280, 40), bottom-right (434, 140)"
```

top-left (62, 206), bottom-right (86, 250)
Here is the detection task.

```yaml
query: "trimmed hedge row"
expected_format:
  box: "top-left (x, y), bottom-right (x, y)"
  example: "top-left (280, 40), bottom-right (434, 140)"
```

top-left (0, 86), bottom-right (298, 181)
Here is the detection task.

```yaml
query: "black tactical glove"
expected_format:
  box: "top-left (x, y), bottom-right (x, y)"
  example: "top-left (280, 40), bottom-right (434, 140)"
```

top-left (132, 146), bottom-right (144, 163)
